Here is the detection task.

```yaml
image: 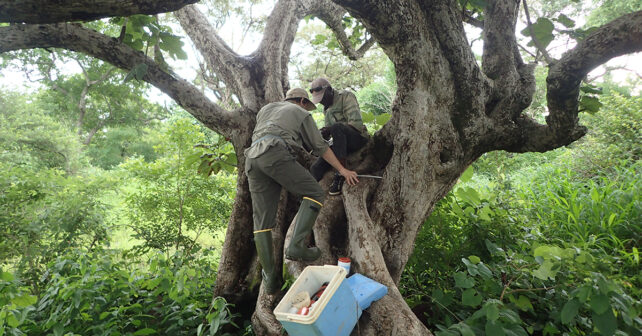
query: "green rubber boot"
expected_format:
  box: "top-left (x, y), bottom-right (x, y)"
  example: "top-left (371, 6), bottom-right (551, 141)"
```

top-left (254, 230), bottom-right (280, 294)
top-left (285, 198), bottom-right (322, 262)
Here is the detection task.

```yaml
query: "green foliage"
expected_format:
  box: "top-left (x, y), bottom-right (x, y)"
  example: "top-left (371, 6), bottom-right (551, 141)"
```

top-left (2, 50), bottom-right (168, 148)
top-left (294, 21), bottom-right (390, 90)
top-left (191, 135), bottom-right (238, 177)
top-left (515, 164), bottom-right (641, 268)
top-left (586, 0), bottom-right (642, 27)
top-left (0, 268), bottom-right (36, 335)
top-left (0, 90), bottom-right (86, 173)
top-left (110, 15), bottom-right (187, 61)
top-left (0, 162), bottom-right (113, 287)
top-left (576, 93), bottom-right (641, 167)
top-left (86, 126), bottom-right (159, 170)
top-left (403, 90), bottom-right (642, 335)
top-left (520, 17), bottom-right (555, 48)
top-left (121, 118), bottom-right (235, 255)
top-left (356, 61), bottom-right (396, 133)
top-left (13, 250), bottom-right (236, 335)
top-left (430, 242), bottom-right (641, 336)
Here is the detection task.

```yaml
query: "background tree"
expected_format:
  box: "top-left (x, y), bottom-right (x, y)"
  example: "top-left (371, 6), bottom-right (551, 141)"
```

top-left (0, 0), bottom-right (640, 334)
top-left (122, 117), bottom-right (235, 256)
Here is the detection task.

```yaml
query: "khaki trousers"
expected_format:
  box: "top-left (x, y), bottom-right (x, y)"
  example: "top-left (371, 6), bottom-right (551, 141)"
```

top-left (245, 144), bottom-right (325, 231)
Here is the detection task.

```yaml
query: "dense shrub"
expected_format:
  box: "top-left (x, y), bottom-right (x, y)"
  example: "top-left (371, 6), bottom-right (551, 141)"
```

top-left (403, 148), bottom-right (642, 335)
top-left (7, 249), bottom-right (238, 336)
top-left (0, 164), bottom-right (112, 288)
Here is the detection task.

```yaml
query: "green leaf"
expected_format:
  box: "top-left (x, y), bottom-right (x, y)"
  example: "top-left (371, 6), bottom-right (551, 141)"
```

top-left (361, 111), bottom-right (375, 123)
top-left (556, 14), bottom-right (575, 28)
top-left (454, 272), bottom-right (475, 288)
top-left (6, 313), bottom-right (19, 328)
top-left (99, 311), bottom-right (110, 320)
top-left (532, 260), bottom-right (557, 280)
top-left (11, 294), bottom-right (37, 308)
top-left (478, 206), bottom-right (493, 221)
top-left (520, 18), bottom-right (555, 48)
top-left (515, 295), bottom-right (533, 312)
top-left (534, 245), bottom-right (562, 259)
top-left (53, 324), bottom-right (64, 336)
top-left (485, 320), bottom-right (505, 336)
top-left (125, 63), bottom-right (148, 82)
top-left (486, 303), bottom-right (500, 322)
top-left (133, 328), bottom-right (157, 335)
top-left (477, 263), bottom-right (492, 279)
top-left (590, 294), bottom-right (610, 314)
top-left (592, 309), bottom-right (616, 336)
top-left (468, 255), bottom-right (480, 264)
top-left (574, 286), bottom-right (592, 303)
top-left (452, 322), bottom-right (475, 336)
top-left (580, 85), bottom-right (602, 94)
top-left (0, 271), bottom-right (14, 282)
top-left (462, 258), bottom-right (479, 276)
top-left (462, 288), bottom-right (482, 307)
top-left (375, 113), bottom-right (391, 125)
top-left (460, 166), bottom-right (474, 183)
top-left (159, 33), bottom-right (187, 60)
top-left (455, 187), bottom-right (481, 205)
top-left (580, 96), bottom-right (602, 114)
top-left (311, 34), bottom-right (327, 45)
top-left (561, 298), bottom-right (581, 324)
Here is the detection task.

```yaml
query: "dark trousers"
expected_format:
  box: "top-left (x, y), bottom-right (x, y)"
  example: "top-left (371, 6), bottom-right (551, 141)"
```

top-left (310, 123), bottom-right (368, 181)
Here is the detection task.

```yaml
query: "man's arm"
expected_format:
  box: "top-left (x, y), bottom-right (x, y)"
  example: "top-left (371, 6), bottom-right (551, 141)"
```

top-left (321, 148), bottom-right (359, 186)
top-left (300, 114), bottom-right (359, 185)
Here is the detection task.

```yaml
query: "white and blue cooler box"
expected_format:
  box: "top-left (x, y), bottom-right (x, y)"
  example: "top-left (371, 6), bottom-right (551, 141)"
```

top-left (274, 265), bottom-right (360, 336)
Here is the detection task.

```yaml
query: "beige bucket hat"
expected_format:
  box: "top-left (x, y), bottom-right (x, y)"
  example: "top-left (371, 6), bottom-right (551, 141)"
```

top-left (285, 88), bottom-right (317, 111)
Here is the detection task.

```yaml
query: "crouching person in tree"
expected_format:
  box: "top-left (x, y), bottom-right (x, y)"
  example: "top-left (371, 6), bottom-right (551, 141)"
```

top-left (245, 88), bottom-right (359, 294)
top-left (309, 78), bottom-right (369, 195)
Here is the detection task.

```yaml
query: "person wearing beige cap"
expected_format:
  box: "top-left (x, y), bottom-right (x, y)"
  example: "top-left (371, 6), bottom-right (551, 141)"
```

top-left (309, 78), bottom-right (369, 195)
top-left (244, 87), bottom-right (358, 294)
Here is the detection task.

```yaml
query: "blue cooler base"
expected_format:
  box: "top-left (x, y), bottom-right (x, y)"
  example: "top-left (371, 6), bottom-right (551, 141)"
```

top-left (346, 274), bottom-right (388, 310)
top-left (279, 280), bottom-right (359, 336)
top-left (274, 266), bottom-right (359, 336)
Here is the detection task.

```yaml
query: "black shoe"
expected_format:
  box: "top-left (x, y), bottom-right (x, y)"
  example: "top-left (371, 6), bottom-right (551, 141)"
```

top-left (328, 174), bottom-right (344, 195)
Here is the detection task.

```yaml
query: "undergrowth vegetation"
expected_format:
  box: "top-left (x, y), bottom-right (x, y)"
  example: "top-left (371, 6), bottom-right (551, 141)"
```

top-left (401, 94), bottom-right (642, 335)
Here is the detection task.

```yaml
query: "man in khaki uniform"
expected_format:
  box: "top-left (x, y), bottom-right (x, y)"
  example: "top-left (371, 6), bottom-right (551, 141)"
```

top-left (309, 78), bottom-right (369, 195)
top-left (245, 88), bottom-right (358, 294)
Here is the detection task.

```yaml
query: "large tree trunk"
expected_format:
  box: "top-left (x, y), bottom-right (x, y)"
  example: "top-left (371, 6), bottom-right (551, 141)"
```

top-left (1, 0), bottom-right (641, 335)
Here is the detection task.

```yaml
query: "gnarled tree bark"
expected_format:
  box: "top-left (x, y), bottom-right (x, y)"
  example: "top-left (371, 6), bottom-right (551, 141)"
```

top-left (1, 0), bottom-right (641, 335)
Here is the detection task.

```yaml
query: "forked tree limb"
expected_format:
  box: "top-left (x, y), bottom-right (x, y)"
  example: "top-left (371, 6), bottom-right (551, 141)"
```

top-left (509, 10), bottom-right (642, 153)
top-left (0, 0), bottom-right (198, 24)
top-left (0, 23), bottom-right (242, 137)
top-left (174, 6), bottom-right (256, 108)
top-left (310, 0), bottom-right (376, 60)
top-left (342, 179), bottom-right (432, 336)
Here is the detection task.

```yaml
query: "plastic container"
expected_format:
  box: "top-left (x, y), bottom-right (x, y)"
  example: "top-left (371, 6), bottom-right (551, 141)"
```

top-left (346, 273), bottom-right (388, 310)
top-left (274, 265), bottom-right (360, 336)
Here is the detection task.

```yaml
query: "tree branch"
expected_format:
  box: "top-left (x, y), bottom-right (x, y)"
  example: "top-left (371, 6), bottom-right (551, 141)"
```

top-left (174, 6), bottom-right (250, 104)
top-left (482, 0), bottom-right (521, 80)
top-left (309, 1), bottom-right (376, 60)
top-left (0, 0), bottom-right (198, 24)
top-left (257, 0), bottom-right (313, 102)
top-left (508, 10), bottom-right (642, 152)
top-left (462, 10), bottom-right (484, 29)
top-left (522, 0), bottom-right (554, 64)
top-left (0, 23), bottom-right (242, 137)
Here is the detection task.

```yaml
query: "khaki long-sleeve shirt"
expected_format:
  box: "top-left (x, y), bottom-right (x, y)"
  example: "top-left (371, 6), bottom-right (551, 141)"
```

top-left (245, 101), bottom-right (329, 159)
top-left (324, 89), bottom-right (368, 137)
